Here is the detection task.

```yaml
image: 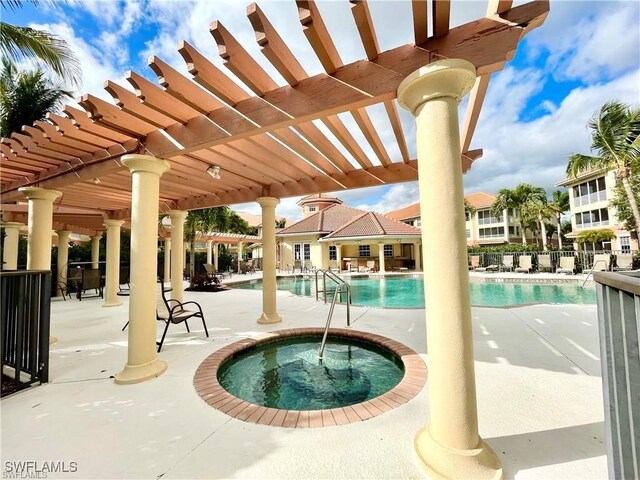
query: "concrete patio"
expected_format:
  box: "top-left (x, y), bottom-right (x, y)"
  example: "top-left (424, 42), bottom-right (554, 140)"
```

top-left (1, 278), bottom-right (606, 479)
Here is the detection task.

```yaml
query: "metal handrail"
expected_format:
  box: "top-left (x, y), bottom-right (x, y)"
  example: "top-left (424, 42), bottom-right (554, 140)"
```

top-left (315, 269), bottom-right (351, 359)
top-left (582, 260), bottom-right (608, 288)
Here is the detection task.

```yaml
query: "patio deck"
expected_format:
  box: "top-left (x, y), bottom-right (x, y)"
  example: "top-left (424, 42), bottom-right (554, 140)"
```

top-left (1, 276), bottom-right (606, 479)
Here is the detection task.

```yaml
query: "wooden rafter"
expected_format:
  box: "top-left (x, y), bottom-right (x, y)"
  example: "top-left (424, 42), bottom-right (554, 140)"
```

top-left (0, 0), bottom-right (549, 217)
top-left (461, 74), bottom-right (491, 153)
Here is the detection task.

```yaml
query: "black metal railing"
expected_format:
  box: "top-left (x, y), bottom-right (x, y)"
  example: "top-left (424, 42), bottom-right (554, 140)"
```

top-left (593, 271), bottom-right (640, 479)
top-left (0, 270), bottom-right (51, 387)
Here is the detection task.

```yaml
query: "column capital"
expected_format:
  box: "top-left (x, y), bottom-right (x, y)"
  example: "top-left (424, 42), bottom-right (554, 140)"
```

top-left (1, 221), bottom-right (25, 230)
top-left (397, 59), bottom-right (476, 115)
top-left (18, 187), bottom-right (62, 202)
top-left (91, 233), bottom-right (102, 239)
top-left (167, 209), bottom-right (188, 220)
top-left (121, 154), bottom-right (170, 176)
top-left (104, 219), bottom-right (125, 229)
top-left (256, 196), bottom-right (280, 208)
top-left (56, 230), bottom-right (72, 239)
top-left (206, 239), bottom-right (213, 244)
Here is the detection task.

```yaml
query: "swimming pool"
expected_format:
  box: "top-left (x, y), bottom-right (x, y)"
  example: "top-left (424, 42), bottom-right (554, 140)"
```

top-left (234, 275), bottom-right (596, 308)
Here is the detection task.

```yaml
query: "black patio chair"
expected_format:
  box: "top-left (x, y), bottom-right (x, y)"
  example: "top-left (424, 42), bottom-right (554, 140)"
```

top-left (77, 268), bottom-right (103, 301)
top-left (156, 282), bottom-right (209, 352)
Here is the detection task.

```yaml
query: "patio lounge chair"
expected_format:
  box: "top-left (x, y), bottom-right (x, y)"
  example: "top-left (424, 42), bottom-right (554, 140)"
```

top-left (157, 282), bottom-right (208, 352)
top-left (203, 263), bottom-right (226, 281)
top-left (293, 259), bottom-right (302, 273)
top-left (515, 255), bottom-right (532, 273)
top-left (366, 260), bottom-right (377, 272)
top-left (613, 253), bottom-right (634, 271)
top-left (469, 255), bottom-right (481, 270)
top-left (500, 255), bottom-right (514, 272)
top-left (556, 256), bottom-right (576, 274)
top-left (77, 268), bottom-right (103, 301)
top-left (584, 253), bottom-right (611, 273)
top-left (538, 254), bottom-right (553, 272)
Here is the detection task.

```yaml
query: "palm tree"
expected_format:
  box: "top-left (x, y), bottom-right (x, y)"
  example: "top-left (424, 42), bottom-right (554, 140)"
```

top-left (576, 228), bottom-right (616, 252)
top-left (567, 101), bottom-right (640, 234)
top-left (523, 198), bottom-right (554, 250)
top-left (184, 207), bottom-right (231, 283)
top-left (491, 183), bottom-right (547, 244)
top-left (0, 59), bottom-right (72, 137)
top-left (1, 1), bottom-right (81, 87)
top-left (464, 199), bottom-right (476, 219)
top-left (548, 190), bottom-right (570, 249)
top-left (275, 218), bottom-right (287, 229)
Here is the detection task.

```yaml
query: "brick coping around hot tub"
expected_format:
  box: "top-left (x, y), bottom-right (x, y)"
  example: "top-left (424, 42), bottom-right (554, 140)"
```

top-left (193, 328), bottom-right (428, 428)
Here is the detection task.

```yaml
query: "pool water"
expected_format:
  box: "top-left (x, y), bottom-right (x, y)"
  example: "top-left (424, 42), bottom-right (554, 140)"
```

top-left (235, 275), bottom-right (596, 308)
top-left (217, 336), bottom-right (404, 410)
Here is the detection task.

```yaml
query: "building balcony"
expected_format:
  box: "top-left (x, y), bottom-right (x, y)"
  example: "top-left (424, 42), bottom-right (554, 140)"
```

top-left (573, 191), bottom-right (607, 207)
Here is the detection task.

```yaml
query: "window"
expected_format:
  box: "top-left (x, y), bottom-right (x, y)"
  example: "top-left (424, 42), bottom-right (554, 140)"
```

top-left (572, 176), bottom-right (607, 207)
top-left (620, 236), bottom-right (631, 253)
top-left (308, 206), bottom-right (316, 212)
top-left (415, 219), bottom-right (421, 227)
top-left (477, 209), bottom-right (502, 225)
top-left (294, 243), bottom-right (301, 261)
top-left (384, 244), bottom-right (393, 257)
top-left (358, 244), bottom-right (370, 257)
top-left (466, 229), bottom-right (471, 238)
top-left (329, 245), bottom-right (337, 260)
top-left (478, 227), bottom-right (504, 238)
top-left (303, 243), bottom-right (311, 261)
top-left (575, 208), bottom-right (609, 228)
top-left (294, 243), bottom-right (311, 261)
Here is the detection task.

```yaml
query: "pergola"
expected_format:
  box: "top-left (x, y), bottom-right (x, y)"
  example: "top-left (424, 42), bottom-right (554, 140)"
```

top-left (0, 1), bottom-right (548, 478)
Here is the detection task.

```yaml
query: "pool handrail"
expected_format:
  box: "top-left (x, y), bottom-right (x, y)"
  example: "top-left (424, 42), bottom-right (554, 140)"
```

top-left (318, 281), bottom-right (351, 359)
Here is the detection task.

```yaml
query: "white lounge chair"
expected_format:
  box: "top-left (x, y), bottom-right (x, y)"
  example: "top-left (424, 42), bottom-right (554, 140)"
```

top-left (613, 253), bottom-right (633, 271)
top-left (515, 255), bottom-right (532, 273)
top-left (500, 255), bottom-right (514, 272)
top-left (584, 253), bottom-right (611, 273)
top-left (538, 254), bottom-right (553, 272)
top-left (556, 256), bottom-right (576, 274)
top-left (469, 255), bottom-right (481, 270)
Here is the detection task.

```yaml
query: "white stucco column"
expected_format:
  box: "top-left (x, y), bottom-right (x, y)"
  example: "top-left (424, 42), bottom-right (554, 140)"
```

top-left (257, 197), bottom-right (282, 324)
top-left (336, 244), bottom-right (342, 272)
top-left (378, 243), bottom-right (386, 273)
top-left (56, 230), bottom-right (72, 296)
top-left (19, 187), bottom-right (61, 270)
top-left (398, 59), bottom-right (502, 479)
top-left (102, 220), bottom-right (124, 307)
top-left (414, 242), bottom-right (422, 272)
top-left (168, 210), bottom-right (187, 303)
top-left (237, 242), bottom-right (244, 274)
top-left (90, 234), bottom-right (101, 269)
top-left (206, 240), bottom-right (213, 265)
top-left (2, 222), bottom-right (24, 270)
top-left (114, 154), bottom-right (169, 385)
top-left (213, 242), bottom-right (219, 272)
top-left (163, 237), bottom-right (171, 283)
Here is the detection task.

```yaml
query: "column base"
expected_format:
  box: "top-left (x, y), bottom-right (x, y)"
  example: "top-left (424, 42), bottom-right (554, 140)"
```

top-left (414, 426), bottom-right (503, 480)
top-left (102, 300), bottom-right (123, 307)
top-left (257, 312), bottom-right (282, 324)
top-left (114, 357), bottom-right (167, 385)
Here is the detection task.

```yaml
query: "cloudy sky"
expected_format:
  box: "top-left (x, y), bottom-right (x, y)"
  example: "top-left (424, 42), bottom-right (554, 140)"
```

top-left (7, 0), bottom-right (639, 221)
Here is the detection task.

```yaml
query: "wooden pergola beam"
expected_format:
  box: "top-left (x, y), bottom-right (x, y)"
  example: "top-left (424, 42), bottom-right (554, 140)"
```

top-left (412, 0), bottom-right (428, 44)
top-left (432, 0), bottom-right (450, 38)
top-left (460, 74), bottom-right (491, 153)
top-left (349, 0), bottom-right (380, 60)
top-left (296, 0), bottom-right (343, 74)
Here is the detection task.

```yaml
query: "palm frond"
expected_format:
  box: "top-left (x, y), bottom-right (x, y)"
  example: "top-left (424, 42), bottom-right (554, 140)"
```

top-left (0, 22), bottom-right (81, 88)
top-left (566, 153), bottom-right (603, 177)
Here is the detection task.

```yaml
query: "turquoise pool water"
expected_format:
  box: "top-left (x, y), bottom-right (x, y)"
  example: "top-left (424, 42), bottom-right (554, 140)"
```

top-left (217, 336), bottom-right (404, 410)
top-left (235, 275), bottom-right (597, 308)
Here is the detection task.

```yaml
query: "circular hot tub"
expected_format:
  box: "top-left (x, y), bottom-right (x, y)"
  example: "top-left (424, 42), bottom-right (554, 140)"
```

top-left (194, 328), bottom-right (427, 428)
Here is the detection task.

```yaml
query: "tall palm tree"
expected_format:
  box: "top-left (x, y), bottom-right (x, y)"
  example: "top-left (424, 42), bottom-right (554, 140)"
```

top-left (548, 190), bottom-right (570, 249)
top-left (1, 0), bottom-right (81, 87)
top-left (184, 207), bottom-right (231, 283)
top-left (567, 101), bottom-right (640, 234)
top-left (0, 58), bottom-right (72, 137)
top-left (491, 183), bottom-right (547, 244)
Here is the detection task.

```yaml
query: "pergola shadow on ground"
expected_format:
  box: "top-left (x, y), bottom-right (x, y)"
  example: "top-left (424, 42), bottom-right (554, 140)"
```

top-left (1, 1), bottom-right (555, 478)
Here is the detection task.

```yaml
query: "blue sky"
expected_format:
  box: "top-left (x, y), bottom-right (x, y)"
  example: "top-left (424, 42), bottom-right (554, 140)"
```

top-left (6, 0), bottom-right (640, 220)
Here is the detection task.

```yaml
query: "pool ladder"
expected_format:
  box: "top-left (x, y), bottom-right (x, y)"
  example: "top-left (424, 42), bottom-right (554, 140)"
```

top-left (315, 269), bottom-right (351, 359)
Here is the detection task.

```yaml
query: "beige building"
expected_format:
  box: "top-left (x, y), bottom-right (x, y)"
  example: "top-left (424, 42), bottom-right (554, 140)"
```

top-left (277, 194), bottom-right (422, 272)
top-left (387, 192), bottom-right (533, 246)
top-left (556, 168), bottom-right (636, 251)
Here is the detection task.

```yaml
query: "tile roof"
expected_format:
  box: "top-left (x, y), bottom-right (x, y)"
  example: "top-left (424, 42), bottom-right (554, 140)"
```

top-left (277, 204), bottom-right (364, 235)
top-left (323, 211), bottom-right (421, 239)
top-left (385, 192), bottom-right (498, 220)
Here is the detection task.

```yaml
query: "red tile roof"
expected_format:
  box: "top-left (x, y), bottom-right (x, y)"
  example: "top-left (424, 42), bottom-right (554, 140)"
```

top-left (385, 192), bottom-right (498, 220)
top-left (324, 211), bottom-right (421, 239)
top-left (277, 204), bottom-right (364, 235)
